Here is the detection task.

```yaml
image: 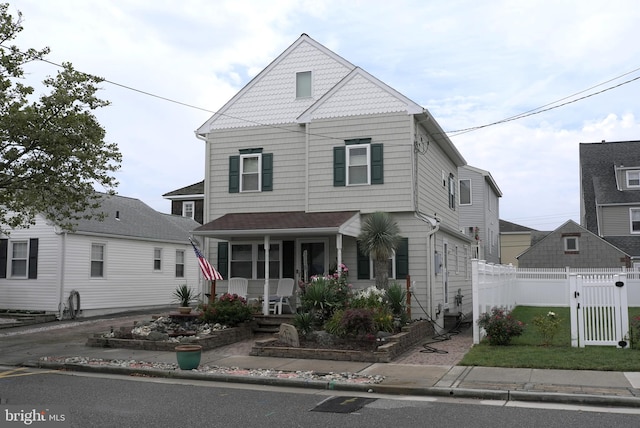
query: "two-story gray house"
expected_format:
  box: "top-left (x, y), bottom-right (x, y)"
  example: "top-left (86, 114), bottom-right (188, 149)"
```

top-left (192, 34), bottom-right (474, 328)
top-left (458, 165), bottom-right (502, 264)
top-left (580, 140), bottom-right (640, 268)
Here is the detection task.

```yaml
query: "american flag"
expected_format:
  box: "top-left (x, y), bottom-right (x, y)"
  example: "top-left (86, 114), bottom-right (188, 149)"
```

top-left (190, 239), bottom-right (223, 281)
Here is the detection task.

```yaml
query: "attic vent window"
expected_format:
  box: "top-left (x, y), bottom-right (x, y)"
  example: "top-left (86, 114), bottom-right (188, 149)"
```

top-left (296, 71), bottom-right (312, 98)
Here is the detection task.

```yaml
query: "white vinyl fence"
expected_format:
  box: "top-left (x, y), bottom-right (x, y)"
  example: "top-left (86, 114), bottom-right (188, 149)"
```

top-left (471, 260), bottom-right (639, 345)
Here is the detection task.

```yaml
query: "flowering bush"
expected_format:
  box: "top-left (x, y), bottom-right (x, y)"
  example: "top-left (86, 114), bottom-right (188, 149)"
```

top-left (351, 285), bottom-right (386, 309)
top-left (477, 307), bottom-right (524, 345)
top-left (532, 311), bottom-right (562, 346)
top-left (199, 293), bottom-right (253, 327)
top-left (299, 267), bottom-right (353, 323)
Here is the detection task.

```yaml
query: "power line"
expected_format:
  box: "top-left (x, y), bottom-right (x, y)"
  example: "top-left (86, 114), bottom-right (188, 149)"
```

top-left (3, 43), bottom-right (639, 139)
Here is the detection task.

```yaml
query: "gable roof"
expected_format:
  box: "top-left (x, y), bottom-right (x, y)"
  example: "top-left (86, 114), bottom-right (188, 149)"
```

top-left (517, 219), bottom-right (629, 260)
top-left (499, 219), bottom-right (536, 233)
top-left (580, 140), bottom-right (640, 232)
top-left (72, 193), bottom-right (199, 243)
top-left (461, 165), bottom-right (503, 197)
top-left (163, 181), bottom-right (204, 199)
top-left (196, 34), bottom-right (355, 135)
top-left (194, 211), bottom-right (361, 238)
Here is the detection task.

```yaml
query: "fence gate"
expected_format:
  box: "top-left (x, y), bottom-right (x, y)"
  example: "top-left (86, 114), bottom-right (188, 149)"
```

top-left (569, 274), bottom-right (629, 348)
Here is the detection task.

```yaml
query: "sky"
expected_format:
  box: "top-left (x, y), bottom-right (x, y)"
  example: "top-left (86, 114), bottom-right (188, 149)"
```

top-left (5, 0), bottom-right (640, 231)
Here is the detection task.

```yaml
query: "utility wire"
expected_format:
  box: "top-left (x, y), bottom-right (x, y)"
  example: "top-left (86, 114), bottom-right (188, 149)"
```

top-left (3, 43), bottom-right (639, 139)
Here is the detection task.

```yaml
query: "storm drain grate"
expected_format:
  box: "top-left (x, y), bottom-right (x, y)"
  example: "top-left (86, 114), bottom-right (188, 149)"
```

top-left (311, 396), bottom-right (377, 413)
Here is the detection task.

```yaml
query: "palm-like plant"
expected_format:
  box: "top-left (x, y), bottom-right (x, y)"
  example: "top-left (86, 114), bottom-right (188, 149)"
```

top-left (358, 212), bottom-right (401, 290)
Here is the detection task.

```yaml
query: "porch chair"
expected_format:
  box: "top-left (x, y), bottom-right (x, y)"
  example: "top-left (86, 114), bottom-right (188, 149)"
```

top-left (227, 277), bottom-right (248, 299)
top-left (268, 278), bottom-right (295, 314)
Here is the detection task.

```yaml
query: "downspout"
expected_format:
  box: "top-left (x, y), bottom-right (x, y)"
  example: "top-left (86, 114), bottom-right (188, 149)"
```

top-left (196, 131), bottom-right (211, 298)
top-left (304, 123), bottom-right (310, 212)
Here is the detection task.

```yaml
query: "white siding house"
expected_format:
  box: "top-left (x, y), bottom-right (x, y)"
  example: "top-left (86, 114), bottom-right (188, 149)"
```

top-left (0, 194), bottom-right (201, 318)
top-left (193, 34), bottom-right (477, 330)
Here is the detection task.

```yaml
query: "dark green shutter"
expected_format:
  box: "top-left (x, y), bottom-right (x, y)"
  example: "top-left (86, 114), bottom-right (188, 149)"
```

top-left (356, 242), bottom-right (370, 280)
top-left (262, 153), bottom-right (273, 191)
top-left (229, 156), bottom-right (240, 193)
top-left (333, 146), bottom-right (346, 187)
top-left (282, 240), bottom-right (295, 278)
top-left (0, 239), bottom-right (7, 279)
top-left (395, 237), bottom-right (408, 279)
top-left (217, 242), bottom-right (229, 279)
top-left (371, 143), bottom-right (384, 184)
top-left (28, 238), bottom-right (38, 279)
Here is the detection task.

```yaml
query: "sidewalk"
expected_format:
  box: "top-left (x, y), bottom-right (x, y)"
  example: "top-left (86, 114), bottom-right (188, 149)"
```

top-left (1, 310), bottom-right (640, 408)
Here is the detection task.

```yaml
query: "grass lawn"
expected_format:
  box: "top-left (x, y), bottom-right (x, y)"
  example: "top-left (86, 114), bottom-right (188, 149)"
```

top-left (460, 306), bottom-right (640, 371)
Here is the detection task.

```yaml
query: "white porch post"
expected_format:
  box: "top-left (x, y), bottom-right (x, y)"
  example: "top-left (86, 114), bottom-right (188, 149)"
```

top-left (263, 235), bottom-right (270, 315)
top-left (336, 234), bottom-right (343, 274)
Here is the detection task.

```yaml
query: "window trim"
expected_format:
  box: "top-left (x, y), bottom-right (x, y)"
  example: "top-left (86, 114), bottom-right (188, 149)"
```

top-left (9, 240), bottom-right (28, 278)
top-left (346, 143), bottom-right (371, 186)
top-left (240, 153), bottom-right (262, 192)
top-left (229, 241), bottom-right (282, 279)
top-left (175, 249), bottom-right (185, 278)
top-left (564, 236), bottom-right (579, 252)
top-left (627, 170), bottom-right (640, 188)
top-left (369, 252), bottom-right (397, 280)
top-left (631, 208), bottom-right (640, 234)
top-left (90, 243), bottom-right (105, 278)
top-left (153, 247), bottom-right (163, 272)
top-left (459, 179), bottom-right (472, 205)
top-left (182, 201), bottom-right (195, 219)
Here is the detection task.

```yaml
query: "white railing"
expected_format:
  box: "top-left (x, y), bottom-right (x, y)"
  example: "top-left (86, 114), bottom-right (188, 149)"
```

top-left (471, 261), bottom-right (640, 344)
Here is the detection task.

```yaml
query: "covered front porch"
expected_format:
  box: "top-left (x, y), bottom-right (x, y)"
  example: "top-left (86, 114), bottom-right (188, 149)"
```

top-left (192, 211), bottom-right (362, 315)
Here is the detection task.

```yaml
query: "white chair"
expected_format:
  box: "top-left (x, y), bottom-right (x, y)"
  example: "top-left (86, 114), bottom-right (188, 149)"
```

top-left (227, 277), bottom-right (248, 299)
top-left (269, 278), bottom-right (295, 314)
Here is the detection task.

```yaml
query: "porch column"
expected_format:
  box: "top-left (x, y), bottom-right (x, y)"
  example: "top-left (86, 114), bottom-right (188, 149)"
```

top-left (263, 235), bottom-right (270, 315)
top-left (336, 234), bottom-right (343, 274)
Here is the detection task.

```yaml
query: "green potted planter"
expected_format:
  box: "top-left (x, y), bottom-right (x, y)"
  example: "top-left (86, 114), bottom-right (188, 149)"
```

top-left (175, 344), bottom-right (202, 370)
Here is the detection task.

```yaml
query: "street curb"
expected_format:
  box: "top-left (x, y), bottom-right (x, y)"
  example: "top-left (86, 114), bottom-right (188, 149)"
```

top-left (29, 361), bottom-right (640, 408)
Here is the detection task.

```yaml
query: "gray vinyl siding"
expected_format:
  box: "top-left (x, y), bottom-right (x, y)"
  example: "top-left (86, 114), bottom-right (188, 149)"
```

top-left (458, 168), bottom-right (485, 237)
top-left (600, 205), bottom-right (640, 236)
top-left (207, 124), bottom-right (307, 217)
top-left (306, 112), bottom-right (414, 213)
top-left (415, 127), bottom-right (459, 228)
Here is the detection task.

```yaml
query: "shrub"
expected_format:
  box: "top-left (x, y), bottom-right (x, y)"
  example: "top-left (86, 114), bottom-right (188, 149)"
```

top-left (199, 293), bottom-right (253, 327)
top-left (629, 315), bottom-right (640, 349)
top-left (373, 307), bottom-right (395, 333)
top-left (477, 307), bottom-right (524, 346)
top-left (386, 282), bottom-right (409, 325)
top-left (292, 312), bottom-right (314, 337)
top-left (532, 311), bottom-right (562, 346)
top-left (351, 285), bottom-right (386, 310)
top-left (339, 308), bottom-right (376, 338)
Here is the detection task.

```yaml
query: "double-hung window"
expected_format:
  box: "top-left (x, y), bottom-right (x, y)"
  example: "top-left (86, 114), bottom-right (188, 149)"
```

top-left (153, 248), bottom-right (162, 271)
top-left (448, 174), bottom-right (456, 210)
top-left (91, 243), bottom-right (105, 278)
top-left (631, 208), bottom-right (640, 233)
top-left (182, 201), bottom-right (194, 219)
top-left (334, 138), bottom-right (383, 186)
top-left (241, 153), bottom-right (261, 192)
top-left (10, 241), bottom-right (28, 278)
top-left (229, 149), bottom-right (273, 193)
top-left (627, 170), bottom-right (640, 188)
top-left (175, 250), bottom-right (185, 278)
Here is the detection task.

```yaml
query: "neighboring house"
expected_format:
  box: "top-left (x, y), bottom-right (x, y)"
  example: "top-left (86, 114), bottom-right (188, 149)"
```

top-left (517, 220), bottom-right (629, 268)
top-left (163, 180), bottom-right (205, 224)
top-left (192, 34), bottom-right (475, 327)
top-left (0, 193), bottom-right (201, 317)
top-left (580, 140), bottom-right (640, 268)
top-left (499, 219), bottom-right (536, 267)
top-left (458, 165), bottom-right (502, 264)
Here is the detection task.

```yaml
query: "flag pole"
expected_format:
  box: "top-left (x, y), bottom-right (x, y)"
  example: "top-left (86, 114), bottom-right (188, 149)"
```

top-left (210, 279), bottom-right (216, 302)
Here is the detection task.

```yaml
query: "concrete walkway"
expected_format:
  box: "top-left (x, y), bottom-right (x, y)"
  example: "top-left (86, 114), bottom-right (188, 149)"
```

top-left (1, 310), bottom-right (640, 408)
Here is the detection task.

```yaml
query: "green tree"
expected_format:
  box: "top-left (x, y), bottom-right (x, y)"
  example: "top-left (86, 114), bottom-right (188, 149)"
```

top-left (0, 4), bottom-right (121, 233)
top-left (358, 211), bottom-right (401, 289)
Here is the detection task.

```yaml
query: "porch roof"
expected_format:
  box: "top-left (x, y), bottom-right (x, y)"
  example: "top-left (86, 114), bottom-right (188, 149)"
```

top-left (193, 211), bottom-right (361, 239)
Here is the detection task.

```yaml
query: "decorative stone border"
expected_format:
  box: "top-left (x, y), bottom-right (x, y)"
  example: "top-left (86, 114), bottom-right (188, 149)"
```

top-left (250, 320), bottom-right (433, 363)
top-left (86, 322), bottom-right (255, 351)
